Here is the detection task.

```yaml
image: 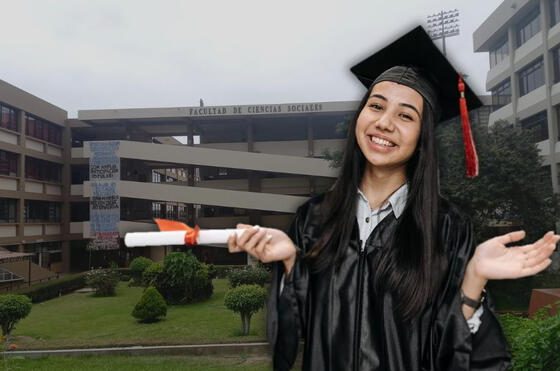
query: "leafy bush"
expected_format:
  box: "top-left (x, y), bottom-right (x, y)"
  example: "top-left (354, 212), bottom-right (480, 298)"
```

top-left (155, 252), bottom-right (213, 304)
top-left (116, 268), bottom-right (131, 282)
top-left (224, 284), bottom-right (267, 335)
top-left (142, 262), bottom-right (163, 287)
top-left (500, 306), bottom-right (560, 370)
top-left (129, 257), bottom-right (153, 285)
top-left (14, 273), bottom-right (86, 303)
top-left (228, 265), bottom-right (270, 288)
top-left (0, 294), bottom-right (32, 336)
top-left (132, 286), bottom-right (167, 323)
top-left (85, 268), bottom-right (120, 296)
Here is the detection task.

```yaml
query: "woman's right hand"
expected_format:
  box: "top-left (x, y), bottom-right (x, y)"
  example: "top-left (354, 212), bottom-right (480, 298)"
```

top-left (227, 224), bottom-right (297, 274)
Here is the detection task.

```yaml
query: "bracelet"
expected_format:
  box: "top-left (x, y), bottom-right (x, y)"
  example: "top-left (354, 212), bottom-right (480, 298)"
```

top-left (460, 289), bottom-right (485, 309)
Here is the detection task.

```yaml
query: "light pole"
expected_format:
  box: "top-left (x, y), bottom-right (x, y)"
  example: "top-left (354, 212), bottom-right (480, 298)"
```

top-left (427, 9), bottom-right (460, 56)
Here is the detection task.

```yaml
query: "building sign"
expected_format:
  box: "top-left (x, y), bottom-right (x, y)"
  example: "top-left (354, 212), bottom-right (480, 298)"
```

top-left (187, 103), bottom-right (324, 117)
top-left (89, 141), bottom-right (120, 250)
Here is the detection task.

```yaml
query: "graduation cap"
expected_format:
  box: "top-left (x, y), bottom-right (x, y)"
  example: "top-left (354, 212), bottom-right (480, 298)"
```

top-left (350, 25), bottom-right (480, 178)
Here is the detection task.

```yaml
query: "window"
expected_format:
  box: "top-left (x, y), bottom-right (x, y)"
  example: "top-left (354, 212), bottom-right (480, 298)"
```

top-left (521, 111), bottom-right (548, 142)
top-left (0, 104), bottom-right (18, 132)
top-left (0, 150), bottom-right (18, 176)
top-left (491, 79), bottom-right (512, 108)
top-left (490, 38), bottom-right (509, 67)
top-left (25, 157), bottom-right (62, 182)
top-left (518, 58), bottom-right (545, 96)
top-left (553, 47), bottom-right (560, 83)
top-left (24, 201), bottom-right (61, 223)
top-left (25, 114), bottom-right (62, 145)
top-left (552, 0), bottom-right (560, 26)
top-left (0, 198), bottom-right (17, 223)
top-left (555, 105), bottom-right (560, 140)
top-left (517, 7), bottom-right (541, 46)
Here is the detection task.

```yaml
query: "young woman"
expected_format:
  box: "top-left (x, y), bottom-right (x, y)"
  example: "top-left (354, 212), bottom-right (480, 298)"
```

top-left (227, 27), bottom-right (559, 371)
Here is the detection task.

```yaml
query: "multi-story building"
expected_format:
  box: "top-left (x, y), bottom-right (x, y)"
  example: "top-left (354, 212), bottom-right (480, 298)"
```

top-left (67, 102), bottom-right (353, 270)
top-left (474, 0), bottom-right (560, 193)
top-left (0, 80), bottom-right (70, 288)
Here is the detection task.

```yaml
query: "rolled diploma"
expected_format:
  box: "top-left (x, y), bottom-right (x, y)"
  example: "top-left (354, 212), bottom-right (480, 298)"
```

top-left (125, 229), bottom-right (249, 247)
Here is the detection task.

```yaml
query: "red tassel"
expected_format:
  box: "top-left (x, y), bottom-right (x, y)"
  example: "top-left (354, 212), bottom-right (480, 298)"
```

top-left (458, 76), bottom-right (479, 178)
top-left (154, 218), bottom-right (200, 245)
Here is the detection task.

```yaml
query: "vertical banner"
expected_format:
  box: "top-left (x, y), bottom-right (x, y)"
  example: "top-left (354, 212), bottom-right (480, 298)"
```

top-left (89, 141), bottom-right (120, 250)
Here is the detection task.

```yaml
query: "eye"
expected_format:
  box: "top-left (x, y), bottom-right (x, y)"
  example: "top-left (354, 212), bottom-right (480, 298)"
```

top-left (368, 103), bottom-right (383, 111)
top-left (399, 113), bottom-right (414, 121)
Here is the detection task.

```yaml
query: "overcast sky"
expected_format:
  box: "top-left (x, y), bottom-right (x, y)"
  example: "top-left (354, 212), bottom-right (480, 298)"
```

top-left (0, 0), bottom-right (502, 117)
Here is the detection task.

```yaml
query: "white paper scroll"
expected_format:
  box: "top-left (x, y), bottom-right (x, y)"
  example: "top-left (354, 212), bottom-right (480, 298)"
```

top-left (124, 228), bottom-right (251, 247)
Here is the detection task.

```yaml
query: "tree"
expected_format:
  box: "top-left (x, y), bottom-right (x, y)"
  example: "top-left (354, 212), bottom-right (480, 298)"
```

top-left (224, 284), bottom-right (267, 335)
top-left (129, 256), bottom-right (153, 286)
top-left (155, 252), bottom-right (213, 304)
top-left (437, 119), bottom-right (558, 243)
top-left (132, 286), bottom-right (167, 323)
top-left (0, 294), bottom-right (32, 336)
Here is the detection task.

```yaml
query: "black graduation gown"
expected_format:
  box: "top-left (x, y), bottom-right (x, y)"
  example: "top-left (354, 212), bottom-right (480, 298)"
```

top-left (266, 194), bottom-right (512, 371)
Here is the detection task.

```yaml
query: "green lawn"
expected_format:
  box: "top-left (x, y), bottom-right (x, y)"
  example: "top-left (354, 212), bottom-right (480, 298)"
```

top-left (10, 279), bottom-right (267, 350)
top-left (3, 355), bottom-right (272, 370)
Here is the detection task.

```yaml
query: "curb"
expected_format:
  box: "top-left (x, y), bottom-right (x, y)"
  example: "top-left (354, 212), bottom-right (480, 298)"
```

top-left (2, 342), bottom-right (271, 359)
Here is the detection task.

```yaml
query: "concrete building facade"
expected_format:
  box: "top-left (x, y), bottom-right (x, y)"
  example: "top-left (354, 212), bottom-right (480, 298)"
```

top-left (474, 0), bottom-right (560, 193)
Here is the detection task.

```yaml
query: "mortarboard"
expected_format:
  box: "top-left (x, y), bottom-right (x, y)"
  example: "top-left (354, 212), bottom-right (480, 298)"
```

top-left (350, 25), bottom-right (480, 177)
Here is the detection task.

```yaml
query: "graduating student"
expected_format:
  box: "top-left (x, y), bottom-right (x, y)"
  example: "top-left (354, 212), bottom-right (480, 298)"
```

top-left (227, 26), bottom-right (559, 370)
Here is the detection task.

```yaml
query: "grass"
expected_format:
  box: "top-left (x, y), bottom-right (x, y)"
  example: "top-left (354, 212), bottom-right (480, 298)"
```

top-left (9, 279), bottom-right (267, 350)
top-left (3, 355), bottom-right (272, 370)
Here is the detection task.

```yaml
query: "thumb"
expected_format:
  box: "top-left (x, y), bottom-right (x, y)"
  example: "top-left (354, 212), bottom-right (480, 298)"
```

top-left (492, 230), bottom-right (526, 245)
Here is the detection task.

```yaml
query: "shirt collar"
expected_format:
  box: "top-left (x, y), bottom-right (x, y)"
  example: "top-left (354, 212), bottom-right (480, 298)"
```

top-left (357, 183), bottom-right (408, 219)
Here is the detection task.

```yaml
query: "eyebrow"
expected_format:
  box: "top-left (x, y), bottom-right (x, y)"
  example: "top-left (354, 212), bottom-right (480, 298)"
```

top-left (369, 93), bottom-right (421, 118)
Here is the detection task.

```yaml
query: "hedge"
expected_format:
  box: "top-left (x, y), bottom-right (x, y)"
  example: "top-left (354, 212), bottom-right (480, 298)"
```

top-left (13, 273), bottom-right (87, 303)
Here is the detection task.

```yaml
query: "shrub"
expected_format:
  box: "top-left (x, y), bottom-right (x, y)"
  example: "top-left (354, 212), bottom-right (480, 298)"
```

top-left (85, 268), bottom-right (120, 296)
top-left (228, 265), bottom-right (270, 288)
top-left (0, 294), bottom-right (32, 336)
top-left (132, 286), bottom-right (167, 323)
top-left (129, 257), bottom-right (153, 285)
top-left (14, 273), bottom-right (86, 303)
top-left (155, 252), bottom-right (213, 304)
top-left (224, 284), bottom-right (267, 335)
top-left (142, 262), bottom-right (163, 287)
top-left (500, 306), bottom-right (560, 370)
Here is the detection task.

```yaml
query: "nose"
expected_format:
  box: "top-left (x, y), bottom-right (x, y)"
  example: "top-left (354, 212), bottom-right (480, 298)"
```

top-left (374, 112), bottom-right (394, 131)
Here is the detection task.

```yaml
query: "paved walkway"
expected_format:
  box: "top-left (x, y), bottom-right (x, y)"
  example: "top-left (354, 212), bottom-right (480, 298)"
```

top-left (1, 342), bottom-right (270, 358)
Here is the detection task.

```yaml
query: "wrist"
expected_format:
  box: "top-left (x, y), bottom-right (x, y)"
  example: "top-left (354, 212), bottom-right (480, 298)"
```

top-left (283, 253), bottom-right (296, 275)
top-left (463, 260), bottom-right (487, 300)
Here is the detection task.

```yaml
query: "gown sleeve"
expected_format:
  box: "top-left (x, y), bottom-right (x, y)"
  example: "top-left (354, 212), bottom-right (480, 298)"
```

top-left (267, 202), bottom-right (311, 371)
top-left (430, 210), bottom-right (512, 371)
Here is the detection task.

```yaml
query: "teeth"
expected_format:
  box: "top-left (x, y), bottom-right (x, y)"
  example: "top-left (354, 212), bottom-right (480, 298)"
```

top-left (370, 136), bottom-right (395, 147)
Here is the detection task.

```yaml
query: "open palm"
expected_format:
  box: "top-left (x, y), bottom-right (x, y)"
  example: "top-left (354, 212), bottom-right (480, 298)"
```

top-left (472, 230), bottom-right (559, 280)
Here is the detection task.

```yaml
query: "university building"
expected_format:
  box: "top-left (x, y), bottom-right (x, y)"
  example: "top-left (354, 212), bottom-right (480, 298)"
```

top-left (474, 0), bottom-right (560, 193)
top-left (0, 77), bottom-right (361, 285)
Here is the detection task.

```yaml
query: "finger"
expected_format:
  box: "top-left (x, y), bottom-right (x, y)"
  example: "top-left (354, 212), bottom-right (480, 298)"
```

top-left (493, 230), bottom-right (526, 245)
top-left (518, 232), bottom-right (558, 256)
top-left (526, 240), bottom-right (558, 264)
top-left (244, 227), bottom-right (267, 252)
top-left (237, 225), bottom-right (260, 246)
top-left (227, 233), bottom-right (242, 253)
top-left (521, 258), bottom-right (552, 277)
top-left (254, 231), bottom-right (273, 262)
top-left (236, 223), bottom-right (253, 229)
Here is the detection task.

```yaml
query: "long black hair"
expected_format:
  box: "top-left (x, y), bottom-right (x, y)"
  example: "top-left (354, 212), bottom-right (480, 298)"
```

top-left (305, 83), bottom-right (447, 320)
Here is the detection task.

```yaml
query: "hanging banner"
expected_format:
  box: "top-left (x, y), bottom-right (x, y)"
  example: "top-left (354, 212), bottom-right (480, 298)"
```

top-left (89, 141), bottom-right (120, 250)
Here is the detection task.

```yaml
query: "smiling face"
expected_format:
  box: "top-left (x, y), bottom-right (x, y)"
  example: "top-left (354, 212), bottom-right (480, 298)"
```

top-left (355, 81), bottom-right (423, 178)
